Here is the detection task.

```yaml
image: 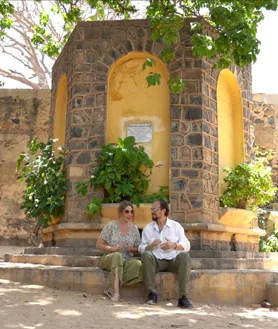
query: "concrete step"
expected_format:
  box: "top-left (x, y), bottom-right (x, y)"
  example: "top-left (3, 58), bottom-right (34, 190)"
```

top-left (5, 254), bottom-right (100, 267)
top-left (190, 250), bottom-right (278, 259)
top-left (24, 247), bottom-right (278, 259)
top-left (5, 253), bottom-right (278, 270)
top-left (0, 262), bottom-right (277, 306)
top-left (24, 247), bottom-right (103, 256)
top-left (266, 283), bottom-right (278, 307)
top-left (192, 257), bottom-right (278, 270)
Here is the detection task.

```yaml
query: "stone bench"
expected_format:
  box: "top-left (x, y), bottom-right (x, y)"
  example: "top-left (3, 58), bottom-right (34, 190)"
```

top-left (4, 253), bottom-right (278, 270)
top-left (1, 255), bottom-right (278, 305)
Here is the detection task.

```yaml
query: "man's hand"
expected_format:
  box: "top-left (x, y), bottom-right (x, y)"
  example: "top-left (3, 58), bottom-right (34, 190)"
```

top-left (151, 239), bottom-right (162, 249)
top-left (160, 238), bottom-right (176, 250)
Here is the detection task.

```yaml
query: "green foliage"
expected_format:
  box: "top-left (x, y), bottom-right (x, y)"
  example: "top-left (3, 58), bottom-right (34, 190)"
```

top-left (191, 34), bottom-right (216, 59)
top-left (86, 196), bottom-right (103, 215)
top-left (142, 57), bottom-right (155, 70)
top-left (142, 58), bottom-right (163, 89)
top-left (76, 136), bottom-right (168, 215)
top-left (1, 1), bottom-right (277, 92)
top-left (260, 231), bottom-right (278, 252)
top-left (160, 48), bottom-right (175, 62)
top-left (0, 0), bottom-right (14, 40)
top-left (130, 185), bottom-right (169, 206)
top-left (168, 77), bottom-right (186, 94)
top-left (32, 11), bottom-right (62, 58)
top-left (257, 208), bottom-right (268, 230)
top-left (16, 138), bottom-right (70, 227)
top-left (146, 72), bottom-right (161, 87)
top-left (220, 152), bottom-right (277, 211)
top-left (258, 208), bottom-right (278, 252)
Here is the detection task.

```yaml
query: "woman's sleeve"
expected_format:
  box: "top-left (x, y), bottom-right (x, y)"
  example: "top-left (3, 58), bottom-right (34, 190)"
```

top-left (133, 225), bottom-right (141, 246)
top-left (99, 221), bottom-right (112, 243)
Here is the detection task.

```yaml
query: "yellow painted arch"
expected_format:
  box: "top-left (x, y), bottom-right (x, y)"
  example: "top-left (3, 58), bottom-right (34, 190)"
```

top-left (217, 69), bottom-right (244, 195)
top-left (53, 74), bottom-right (67, 152)
top-left (107, 52), bottom-right (170, 194)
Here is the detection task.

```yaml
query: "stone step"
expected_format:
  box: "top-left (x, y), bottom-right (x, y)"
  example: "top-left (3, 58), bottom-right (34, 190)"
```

top-left (190, 250), bottom-right (278, 259)
top-left (266, 283), bottom-right (278, 307)
top-left (24, 247), bottom-right (278, 259)
top-left (5, 253), bottom-right (278, 270)
top-left (192, 257), bottom-right (278, 270)
top-left (24, 247), bottom-right (104, 256)
top-left (5, 254), bottom-right (100, 267)
top-left (0, 262), bottom-right (277, 306)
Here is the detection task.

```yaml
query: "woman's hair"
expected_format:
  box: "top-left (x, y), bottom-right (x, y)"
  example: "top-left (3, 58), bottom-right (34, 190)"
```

top-left (118, 200), bottom-right (134, 217)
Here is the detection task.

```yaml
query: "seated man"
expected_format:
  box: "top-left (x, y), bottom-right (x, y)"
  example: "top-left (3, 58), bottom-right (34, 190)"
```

top-left (138, 199), bottom-right (192, 308)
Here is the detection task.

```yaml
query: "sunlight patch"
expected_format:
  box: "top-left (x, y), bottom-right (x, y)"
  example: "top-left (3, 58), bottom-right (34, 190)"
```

top-left (54, 309), bottom-right (82, 316)
top-left (0, 279), bottom-right (11, 284)
top-left (28, 299), bottom-right (54, 306)
top-left (6, 323), bottom-right (43, 329)
top-left (20, 285), bottom-right (44, 290)
top-left (235, 309), bottom-right (278, 319)
top-left (115, 307), bottom-right (213, 320)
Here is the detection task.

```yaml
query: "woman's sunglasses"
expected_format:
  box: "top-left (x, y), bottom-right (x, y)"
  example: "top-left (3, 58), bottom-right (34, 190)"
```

top-left (124, 209), bottom-right (134, 214)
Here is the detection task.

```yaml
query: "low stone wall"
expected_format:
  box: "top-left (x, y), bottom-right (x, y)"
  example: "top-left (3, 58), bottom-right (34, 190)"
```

top-left (253, 94), bottom-right (278, 204)
top-left (0, 89), bottom-right (50, 245)
top-left (0, 90), bottom-right (278, 247)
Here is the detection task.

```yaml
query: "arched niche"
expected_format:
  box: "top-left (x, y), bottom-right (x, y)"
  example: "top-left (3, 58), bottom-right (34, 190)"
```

top-left (53, 74), bottom-right (67, 152)
top-left (217, 69), bottom-right (244, 195)
top-left (107, 52), bottom-right (170, 194)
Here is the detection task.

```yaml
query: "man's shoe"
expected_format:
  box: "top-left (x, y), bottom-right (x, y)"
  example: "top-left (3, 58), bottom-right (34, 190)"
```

top-left (146, 292), bottom-right (158, 305)
top-left (177, 295), bottom-right (193, 308)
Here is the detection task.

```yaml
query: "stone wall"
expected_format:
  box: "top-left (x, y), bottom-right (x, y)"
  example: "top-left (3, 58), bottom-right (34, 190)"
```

top-left (50, 19), bottom-right (225, 226)
top-left (253, 94), bottom-right (278, 204)
top-left (0, 89), bottom-right (50, 245)
top-left (0, 74), bottom-right (272, 249)
top-left (48, 19), bottom-right (254, 250)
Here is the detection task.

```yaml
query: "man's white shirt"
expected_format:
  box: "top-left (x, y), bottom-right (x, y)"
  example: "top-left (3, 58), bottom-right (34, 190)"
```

top-left (138, 218), bottom-right (190, 260)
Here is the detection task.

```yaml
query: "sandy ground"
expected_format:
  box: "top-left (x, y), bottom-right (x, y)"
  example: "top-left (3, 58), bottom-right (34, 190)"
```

top-left (0, 246), bottom-right (277, 329)
top-left (0, 279), bottom-right (277, 329)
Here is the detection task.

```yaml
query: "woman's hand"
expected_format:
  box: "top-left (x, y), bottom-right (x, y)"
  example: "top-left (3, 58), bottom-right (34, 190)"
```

top-left (126, 245), bottom-right (138, 253)
top-left (96, 238), bottom-right (124, 253)
top-left (112, 244), bottom-right (124, 252)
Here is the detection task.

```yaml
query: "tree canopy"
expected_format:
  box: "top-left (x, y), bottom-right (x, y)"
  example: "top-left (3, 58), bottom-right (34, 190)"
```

top-left (0, 0), bottom-right (277, 89)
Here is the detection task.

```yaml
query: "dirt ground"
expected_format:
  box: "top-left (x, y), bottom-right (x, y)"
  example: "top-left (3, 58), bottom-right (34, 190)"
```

top-left (0, 279), bottom-right (277, 329)
top-left (0, 247), bottom-right (277, 329)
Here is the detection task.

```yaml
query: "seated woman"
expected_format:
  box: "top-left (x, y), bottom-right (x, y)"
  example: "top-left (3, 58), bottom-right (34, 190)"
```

top-left (96, 200), bottom-right (142, 302)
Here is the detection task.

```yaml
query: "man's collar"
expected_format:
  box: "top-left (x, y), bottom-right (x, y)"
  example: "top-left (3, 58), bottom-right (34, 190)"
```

top-left (153, 217), bottom-right (170, 231)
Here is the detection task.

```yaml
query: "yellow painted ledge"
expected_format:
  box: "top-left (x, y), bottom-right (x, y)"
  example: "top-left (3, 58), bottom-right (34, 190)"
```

top-left (184, 223), bottom-right (266, 237)
top-left (42, 223), bottom-right (105, 234)
top-left (219, 207), bottom-right (254, 228)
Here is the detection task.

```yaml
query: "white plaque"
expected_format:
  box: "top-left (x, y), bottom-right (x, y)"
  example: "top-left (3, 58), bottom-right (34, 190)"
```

top-left (127, 123), bottom-right (152, 142)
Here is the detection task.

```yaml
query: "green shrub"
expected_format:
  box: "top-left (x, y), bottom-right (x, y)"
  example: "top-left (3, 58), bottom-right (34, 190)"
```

top-left (259, 231), bottom-right (278, 252)
top-left (220, 152), bottom-right (277, 211)
top-left (257, 208), bottom-right (268, 230)
top-left (16, 138), bottom-right (69, 227)
top-left (77, 136), bottom-right (168, 214)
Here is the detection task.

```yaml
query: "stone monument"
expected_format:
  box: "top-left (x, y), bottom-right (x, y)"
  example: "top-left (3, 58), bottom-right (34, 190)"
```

top-left (44, 19), bottom-right (264, 251)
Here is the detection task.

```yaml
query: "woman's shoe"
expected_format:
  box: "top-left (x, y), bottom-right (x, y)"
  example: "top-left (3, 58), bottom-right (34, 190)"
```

top-left (111, 293), bottom-right (120, 302)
